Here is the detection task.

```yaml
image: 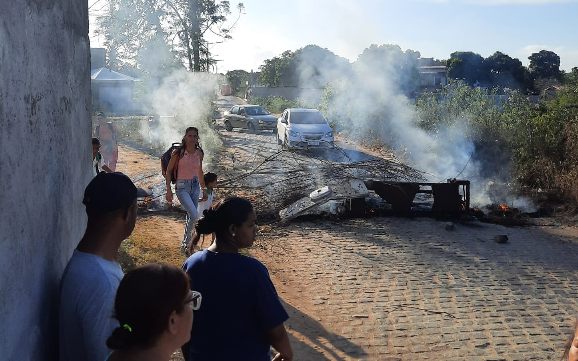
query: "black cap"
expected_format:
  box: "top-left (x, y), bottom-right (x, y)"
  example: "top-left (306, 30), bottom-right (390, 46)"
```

top-left (92, 138), bottom-right (100, 145)
top-left (83, 172), bottom-right (151, 213)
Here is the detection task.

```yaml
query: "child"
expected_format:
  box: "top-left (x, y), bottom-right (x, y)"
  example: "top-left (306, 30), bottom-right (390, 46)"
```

top-left (92, 138), bottom-right (112, 177)
top-left (188, 172), bottom-right (217, 254)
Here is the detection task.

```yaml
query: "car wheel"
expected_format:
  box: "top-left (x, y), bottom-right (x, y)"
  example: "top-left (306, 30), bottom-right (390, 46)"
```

top-left (248, 122), bottom-right (255, 133)
top-left (224, 120), bottom-right (232, 131)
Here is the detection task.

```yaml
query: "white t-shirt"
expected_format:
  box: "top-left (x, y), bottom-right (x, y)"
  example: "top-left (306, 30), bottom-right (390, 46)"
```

top-left (93, 153), bottom-right (106, 177)
top-left (197, 190), bottom-right (214, 217)
top-left (59, 250), bottom-right (124, 361)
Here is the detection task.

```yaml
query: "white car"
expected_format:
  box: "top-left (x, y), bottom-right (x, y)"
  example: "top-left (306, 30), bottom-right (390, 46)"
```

top-left (276, 109), bottom-right (334, 148)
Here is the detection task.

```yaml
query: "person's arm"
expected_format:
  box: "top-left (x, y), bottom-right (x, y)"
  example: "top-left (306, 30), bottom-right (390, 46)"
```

top-left (165, 153), bottom-right (178, 203)
top-left (267, 323), bottom-right (293, 361)
top-left (198, 152), bottom-right (207, 201)
top-left (100, 155), bottom-right (112, 173)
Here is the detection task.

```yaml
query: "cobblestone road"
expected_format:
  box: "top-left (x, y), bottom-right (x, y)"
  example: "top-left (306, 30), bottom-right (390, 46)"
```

top-left (255, 217), bottom-right (578, 360)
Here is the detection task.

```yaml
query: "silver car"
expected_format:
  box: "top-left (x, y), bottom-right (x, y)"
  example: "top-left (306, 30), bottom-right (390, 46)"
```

top-left (276, 109), bottom-right (334, 148)
top-left (223, 105), bottom-right (277, 133)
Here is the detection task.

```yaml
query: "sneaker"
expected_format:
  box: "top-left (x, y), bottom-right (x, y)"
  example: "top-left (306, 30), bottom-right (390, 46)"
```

top-left (180, 244), bottom-right (188, 255)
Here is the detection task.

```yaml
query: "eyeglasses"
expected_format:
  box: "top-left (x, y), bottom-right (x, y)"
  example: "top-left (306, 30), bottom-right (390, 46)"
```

top-left (184, 290), bottom-right (202, 311)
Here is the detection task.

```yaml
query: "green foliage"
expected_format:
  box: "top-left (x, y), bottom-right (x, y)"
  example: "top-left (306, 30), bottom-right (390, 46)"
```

top-left (529, 50), bottom-right (562, 80)
top-left (446, 51), bottom-right (485, 85)
top-left (250, 96), bottom-right (304, 114)
top-left (226, 69), bottom-right (250, 93)
top-left (258, 45), bottom-right (352, 88)
top-left (355, 44), bottom-right (420, 96)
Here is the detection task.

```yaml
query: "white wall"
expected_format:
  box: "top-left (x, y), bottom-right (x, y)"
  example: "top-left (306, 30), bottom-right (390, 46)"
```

top-left (0, 0), bottom-right (92, 359)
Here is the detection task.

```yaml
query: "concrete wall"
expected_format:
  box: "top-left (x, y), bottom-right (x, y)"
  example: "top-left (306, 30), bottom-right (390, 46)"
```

top-left (0, 1), bottom-right (92, 359)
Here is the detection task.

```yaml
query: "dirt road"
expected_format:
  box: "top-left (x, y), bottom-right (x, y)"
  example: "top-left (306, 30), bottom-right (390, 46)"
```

top-left (118, 100), bottom-right (578, 360)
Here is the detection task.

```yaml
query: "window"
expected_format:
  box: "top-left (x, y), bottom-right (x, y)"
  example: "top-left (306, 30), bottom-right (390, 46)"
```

top-left (231, 106), bottom-right (239, 115)
top-left (289, 111), bottom-right (326, 124)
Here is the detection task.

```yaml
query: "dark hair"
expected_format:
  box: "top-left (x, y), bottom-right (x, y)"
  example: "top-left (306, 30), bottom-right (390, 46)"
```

top-left (191, 197), bottom-right (253, 247)
top-left (204, 172), bottom-right (217, 185)
top-left (106, 264), bottom-right (190, 350)
top-left (177, 126), bottom-right (203, 156)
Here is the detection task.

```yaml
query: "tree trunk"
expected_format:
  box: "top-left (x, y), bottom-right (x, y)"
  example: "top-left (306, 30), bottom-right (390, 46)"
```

top-left (189, 0), bottom-right (201, 72)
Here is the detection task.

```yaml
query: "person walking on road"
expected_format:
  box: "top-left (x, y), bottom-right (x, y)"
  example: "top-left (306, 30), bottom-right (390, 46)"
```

top-left (165, 126), bottom-right (207, 254)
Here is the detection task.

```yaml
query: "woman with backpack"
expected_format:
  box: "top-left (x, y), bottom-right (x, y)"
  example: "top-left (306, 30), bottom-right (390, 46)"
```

top-left (165, 127), bottom-right (208, 253)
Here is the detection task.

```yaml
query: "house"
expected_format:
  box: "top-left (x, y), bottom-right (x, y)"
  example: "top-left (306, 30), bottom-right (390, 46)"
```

top-left (91, 67), bottom-right (138, 114)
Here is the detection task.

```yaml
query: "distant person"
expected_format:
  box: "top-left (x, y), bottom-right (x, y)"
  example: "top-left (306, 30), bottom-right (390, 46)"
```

top-left (188, 172), bottom-right (218, 253)
top-left (59, 172), bottom-right (150, 361)
top-left (105, 263), bottom-right (201, 361)
top-left (92, 138), bottom-right (112, 176)
top-left (95, 112), bottom-right (121, 172)
top-left (165, 127), bottom-right (208, 254)
top-left (182, 197), bottom-right (293, 361)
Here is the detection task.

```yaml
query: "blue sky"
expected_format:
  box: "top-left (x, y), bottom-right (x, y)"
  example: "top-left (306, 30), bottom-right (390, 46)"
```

top-left (89, 0), bottom-right (578, 73)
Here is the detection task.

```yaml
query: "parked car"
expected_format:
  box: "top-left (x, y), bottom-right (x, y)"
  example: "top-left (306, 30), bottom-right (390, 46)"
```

top-left (223, 105), bottom-right (277, 133)
top-left (276, 109), bottom-right (334, 148)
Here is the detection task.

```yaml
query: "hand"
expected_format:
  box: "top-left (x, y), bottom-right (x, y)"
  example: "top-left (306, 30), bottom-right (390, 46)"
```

top-left (166, 190), bottom-right (173, 203)
top-left (201, 192), bottom-right (208, 201)
top-left (272, 353), bottom-right (292, 361)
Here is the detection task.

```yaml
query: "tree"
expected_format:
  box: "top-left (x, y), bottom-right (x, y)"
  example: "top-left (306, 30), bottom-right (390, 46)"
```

top-left (226, 69), bottom-right (249, 93)
top-left (258, 45), bottom-right (352, 88)
top-left (529, 50), bottom-right (561, 80)
top-left (483, 51), bottom-right (529, 91)
top-left (446, 51), bottom-right (485, 86)
top-left (95, 0), bottom-right (244, 72)
top-left (354, 44), bottom-right (421, 96)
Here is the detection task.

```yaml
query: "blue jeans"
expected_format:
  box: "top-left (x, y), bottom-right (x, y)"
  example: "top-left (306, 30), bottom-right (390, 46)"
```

top-left (176, 177), bottom-right (200, 247)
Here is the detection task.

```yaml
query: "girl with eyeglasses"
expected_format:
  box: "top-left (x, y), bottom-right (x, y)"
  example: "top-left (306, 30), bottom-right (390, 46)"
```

top-left (105, 264), bottom-right (201, 361)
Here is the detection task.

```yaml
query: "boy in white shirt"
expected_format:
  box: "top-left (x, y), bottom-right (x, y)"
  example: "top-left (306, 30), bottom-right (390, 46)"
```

top-left (186, 172), bottom-right (217, 254)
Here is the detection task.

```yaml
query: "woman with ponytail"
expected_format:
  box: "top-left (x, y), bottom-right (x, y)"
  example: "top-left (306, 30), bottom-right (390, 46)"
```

top-left (105, 264), bottom-right (201, 361)
top-left (182, 197), bottom-right (293, 361)
top-left (165, 127), bottom-right (208, 254)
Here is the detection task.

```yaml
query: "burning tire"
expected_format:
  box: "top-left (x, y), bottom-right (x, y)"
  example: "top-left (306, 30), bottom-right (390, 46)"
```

top-left (224, 120), bottom-right (233, 131)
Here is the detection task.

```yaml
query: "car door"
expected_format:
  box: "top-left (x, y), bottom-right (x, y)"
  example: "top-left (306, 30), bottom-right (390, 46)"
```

top-left (238, 107), bottom-right (248, 128)
top-left (229, 106), bottom-right (239, 127)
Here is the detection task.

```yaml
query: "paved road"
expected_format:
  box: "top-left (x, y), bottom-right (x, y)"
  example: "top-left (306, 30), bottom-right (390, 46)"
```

top-left (254, 217), bottom-right (578, 361)
top-left (211, 97), bottom-right (578, 360)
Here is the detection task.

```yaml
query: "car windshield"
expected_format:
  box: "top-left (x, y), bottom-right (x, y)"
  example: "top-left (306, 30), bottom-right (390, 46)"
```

top-left (245, 106), bottom-right (270, 116)
top-left (290, 112), bottom-right (327, 124)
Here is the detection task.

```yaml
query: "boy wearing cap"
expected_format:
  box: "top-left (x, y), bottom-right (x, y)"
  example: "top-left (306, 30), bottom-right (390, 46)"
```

top-left (59, 172), bottom-right (150, 361)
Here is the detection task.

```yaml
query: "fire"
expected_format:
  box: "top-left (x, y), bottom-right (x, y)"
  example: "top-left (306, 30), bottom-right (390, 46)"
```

top-left (370, 209), bottom-right (375, 213)
top-left (499, 203), bottom-right (509, 211)
top-left (251, 195), bottom-right (256, 201)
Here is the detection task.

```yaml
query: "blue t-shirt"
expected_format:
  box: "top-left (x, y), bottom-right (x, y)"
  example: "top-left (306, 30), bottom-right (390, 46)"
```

top-left (182, 249), bottom-right (289, 361)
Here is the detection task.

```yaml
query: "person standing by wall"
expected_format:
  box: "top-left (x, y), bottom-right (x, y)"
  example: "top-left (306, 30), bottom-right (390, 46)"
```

top-left (182, 197), bottom-right (293, 361)
top-left (165, 127), bottom-right (207, 254)
top-left (94, 112), bottom-right (120, 172)
top-left (59, 172), bottom-right (149, 361)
